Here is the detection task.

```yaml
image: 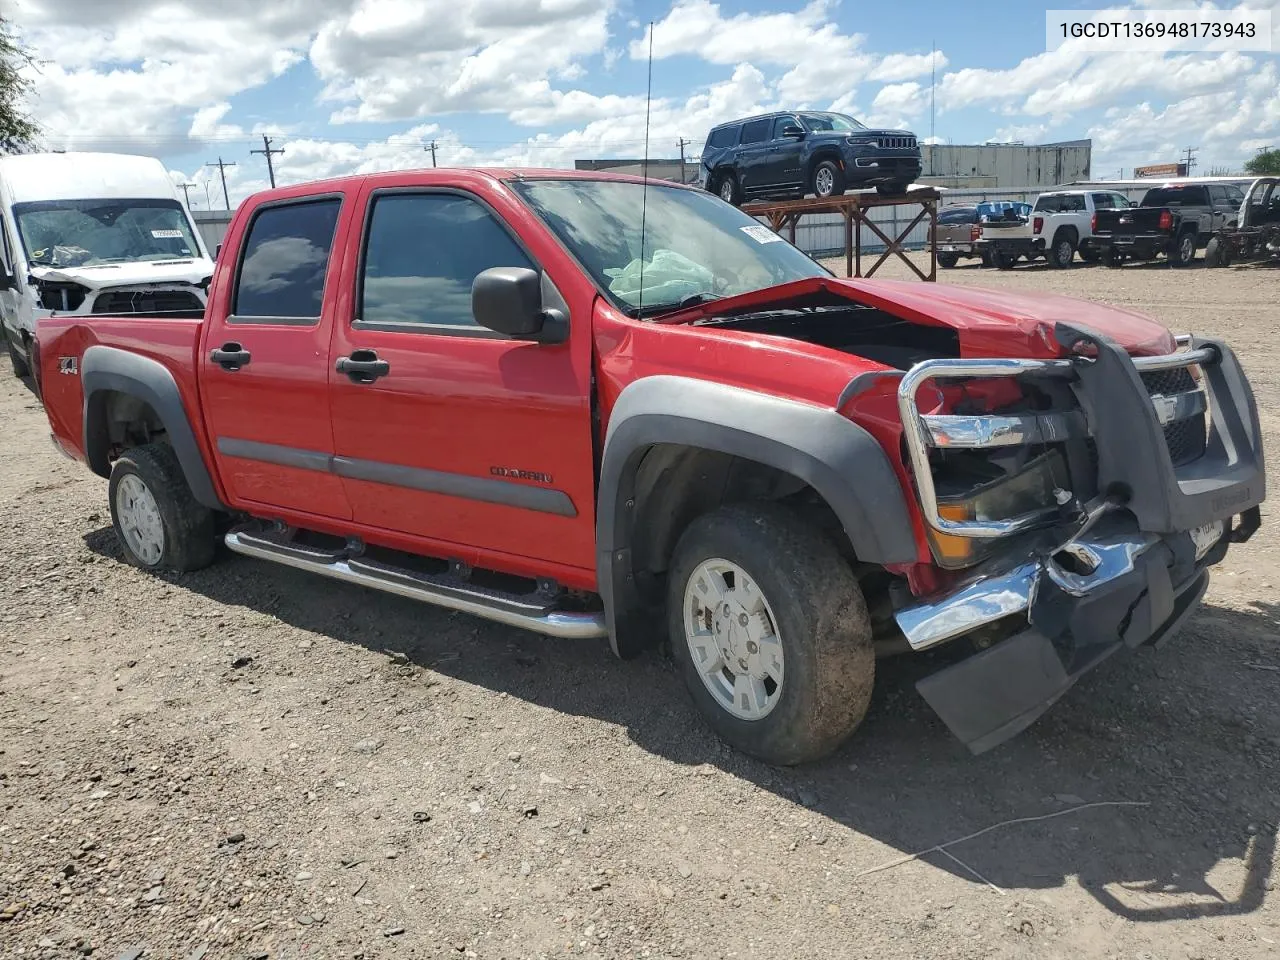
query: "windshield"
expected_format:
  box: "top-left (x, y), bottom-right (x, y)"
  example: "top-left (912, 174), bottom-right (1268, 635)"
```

top-left (799, 112), bottom-right (868, 133)
top-left (510, 179), bottom-right (830, 316)
top-left (13, 198), bottom-right (202, 268)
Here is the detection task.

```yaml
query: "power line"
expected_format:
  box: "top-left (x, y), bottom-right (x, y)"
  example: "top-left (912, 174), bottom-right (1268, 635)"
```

top-left (177, 182), bottom-right (197, 209)
top-left (1182, 145), bottom-right (1198, 175)
top-left (425, 140), bottom-right (437, 167)
top-left (250, 135), bottom-right (284, 188)
top-left (205, 157), bottom-right (236, 210)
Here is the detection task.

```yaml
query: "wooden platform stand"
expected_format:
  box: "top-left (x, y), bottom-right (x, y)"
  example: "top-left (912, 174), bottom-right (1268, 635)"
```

top-left (743, 188), bottom-right (942, 281)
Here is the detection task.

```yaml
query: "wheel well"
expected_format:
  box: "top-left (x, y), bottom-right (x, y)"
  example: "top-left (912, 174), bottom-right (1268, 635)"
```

top-left (808, 151), bottom-right (843, 177)
top-left (1052, 226), bottom-right (1078, 246)
top-left (85, 389), bottom-right (168, 478)
top-left (626, 443), bottom-right (858, 607)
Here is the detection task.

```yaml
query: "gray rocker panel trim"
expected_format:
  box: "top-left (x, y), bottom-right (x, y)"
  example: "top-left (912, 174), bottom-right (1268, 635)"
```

top-left (80, 345), bottom-right (224, 510)
top-left (596, 374), bottom-right (918, 654)
top-left (217, 437), bottom-right (578, 518)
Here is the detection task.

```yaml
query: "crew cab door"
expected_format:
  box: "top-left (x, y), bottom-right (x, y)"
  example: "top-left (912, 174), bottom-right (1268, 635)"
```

top-left (199, 192), bottom-right (355, 519)
top-left (767, 115), bottom-right (805, 189)
top-left (735, 118), bottom-right (776, 194)
top-left (326, 179), bottom-right (597, 577)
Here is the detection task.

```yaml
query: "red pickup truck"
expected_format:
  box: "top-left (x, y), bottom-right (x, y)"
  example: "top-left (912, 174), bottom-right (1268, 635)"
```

top-left (36, 168), bottom-right (1265, 762)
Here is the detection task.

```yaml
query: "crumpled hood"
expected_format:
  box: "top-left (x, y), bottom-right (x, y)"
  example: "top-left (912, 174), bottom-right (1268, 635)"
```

top-left (29, 259), bottom-right (214, 291)
top-left (657, 276), bottom-right (1176, 358)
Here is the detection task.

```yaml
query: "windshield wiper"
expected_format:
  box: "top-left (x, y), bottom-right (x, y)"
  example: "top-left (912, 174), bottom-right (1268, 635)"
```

top-left (631, 292), bottom-right (722, 319)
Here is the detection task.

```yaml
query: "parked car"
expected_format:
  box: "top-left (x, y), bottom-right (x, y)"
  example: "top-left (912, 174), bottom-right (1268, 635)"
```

top-left (36, 168), bottom-right (1265, 763)
top-left (1093, 182), bottom-right (1244, 267)
top-left (1206, 177), bottom-right (1280, 267)
top-left (976, 189), bottom-right (1133, 269)
top-left (0, 152), bottom-right (215, 378)
top-left (700, 112), bottom-right (922, 206)
top-left (932, 206), bottom-right (983, 268)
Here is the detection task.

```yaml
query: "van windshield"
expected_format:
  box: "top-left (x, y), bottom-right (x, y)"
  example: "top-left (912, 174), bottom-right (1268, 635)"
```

top-left (13, 198), bottom-right (201, 268)
top-left (510, 178), bottom-right (829, 317)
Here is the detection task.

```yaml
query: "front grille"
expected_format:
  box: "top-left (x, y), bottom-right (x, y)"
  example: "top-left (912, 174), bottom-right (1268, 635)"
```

top-left (92, 289), bottom-right (204, 315)
top-left (880, 136), bottom-right (917, 150)
top-left (1140, 367), bottom-right (1207, 466)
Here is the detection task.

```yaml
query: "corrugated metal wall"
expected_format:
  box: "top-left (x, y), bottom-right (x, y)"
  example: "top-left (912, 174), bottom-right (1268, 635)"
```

top-left (920, 142), bottom-right (1093, 188)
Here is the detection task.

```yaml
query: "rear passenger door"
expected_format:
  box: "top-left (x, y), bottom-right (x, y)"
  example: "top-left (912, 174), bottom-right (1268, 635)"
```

top-left (200, 194), bottom-right (355, 519)
top-left (736, 118), bottom-right (776, 195)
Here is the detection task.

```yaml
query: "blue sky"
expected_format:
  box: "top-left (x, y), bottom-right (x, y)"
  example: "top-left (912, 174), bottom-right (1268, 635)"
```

top-left (13, 0), bottom-right (1279, 206)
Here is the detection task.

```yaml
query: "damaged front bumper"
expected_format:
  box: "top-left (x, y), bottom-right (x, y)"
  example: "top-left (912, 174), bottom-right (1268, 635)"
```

top-left (891, 325), bottom-right (1266, 754)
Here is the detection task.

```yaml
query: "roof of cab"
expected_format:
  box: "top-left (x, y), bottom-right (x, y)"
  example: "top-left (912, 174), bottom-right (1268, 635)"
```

top-left (244, 166), bottom-right (700, 205)
top-left (0, 152), bottom-right (180, 205)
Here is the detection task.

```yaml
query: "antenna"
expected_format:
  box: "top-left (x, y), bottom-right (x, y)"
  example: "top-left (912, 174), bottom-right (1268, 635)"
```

top-left (636, 19), bottom-right (654, 317)
top-left (929, 40), bottom-right (936, 176)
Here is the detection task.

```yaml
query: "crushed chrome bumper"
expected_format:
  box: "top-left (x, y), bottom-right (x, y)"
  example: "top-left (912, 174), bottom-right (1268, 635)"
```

top-left (888, 323), bottom-right (1266, 754)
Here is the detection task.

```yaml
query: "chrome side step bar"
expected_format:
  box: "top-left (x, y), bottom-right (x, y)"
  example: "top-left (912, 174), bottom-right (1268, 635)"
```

top-left (223, 529), bottom-right (608, 641)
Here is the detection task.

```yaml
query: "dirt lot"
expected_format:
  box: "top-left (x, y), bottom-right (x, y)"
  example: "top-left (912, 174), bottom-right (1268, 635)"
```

top-left (1, 255), bottom-right (1277, 960)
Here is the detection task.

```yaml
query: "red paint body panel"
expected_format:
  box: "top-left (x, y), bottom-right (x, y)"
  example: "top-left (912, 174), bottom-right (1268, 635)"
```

top-left (35, 166), bottom-right (1189, 601)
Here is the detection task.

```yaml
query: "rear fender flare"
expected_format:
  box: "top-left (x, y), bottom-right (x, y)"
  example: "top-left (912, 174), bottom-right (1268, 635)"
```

top-left (81, 345), bottom-right (223, 510)
top-left (597, 375), bottom-right (918, 658)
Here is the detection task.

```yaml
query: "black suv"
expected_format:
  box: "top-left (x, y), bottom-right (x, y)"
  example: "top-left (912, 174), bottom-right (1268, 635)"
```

top-left (700, 112), bottom-right (922, 206)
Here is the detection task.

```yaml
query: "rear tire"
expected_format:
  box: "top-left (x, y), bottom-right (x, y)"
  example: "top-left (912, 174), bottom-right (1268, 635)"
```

top-left (1078, 246), bottom-right (1100, 263)
top-left (994, 249), bottom-right (1018, 270)
top-left (108, 442), bottom-right (217, 573)
top-left (810, 160), bottom-right (845, 200)
top-left (1104, 247), bottom-right (1124, 268)
top-left (1169, 230), bottom-right (1196, 267)
top-left (979, 248), bottom-right (994, 268)
top-left (7, 336), bottom-right (29, 378)
top-left (937, 252), bottom-right (960, 269)
top-left (667, 504), bottom-right (874, 766)
top-left (1049, 233), bottom-right (1076, 268)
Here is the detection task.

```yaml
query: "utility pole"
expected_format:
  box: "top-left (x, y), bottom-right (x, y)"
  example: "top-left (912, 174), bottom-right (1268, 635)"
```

top-left (425, 140), bottom-right (438, 167)
top-left (206, 157), bottom-right (236, 210)
top-left (251, 135), bottom-right (284, 188)
top-left (1181, 145), bottom-right (1198, 176)
top-left (177, 181), bottom-right (198, 209)
top-left (677, 138), bottom-right (692, 183)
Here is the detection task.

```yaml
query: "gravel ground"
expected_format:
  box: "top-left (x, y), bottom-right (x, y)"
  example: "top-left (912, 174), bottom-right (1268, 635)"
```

top-left (1, 253), bottom-right (1277, 960)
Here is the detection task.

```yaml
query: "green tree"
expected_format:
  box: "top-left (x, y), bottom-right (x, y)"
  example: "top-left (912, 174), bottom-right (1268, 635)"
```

top-left (0, 16), bottom-right (40, 155)
top-left (1244, 149), bottom-right (1280, 176)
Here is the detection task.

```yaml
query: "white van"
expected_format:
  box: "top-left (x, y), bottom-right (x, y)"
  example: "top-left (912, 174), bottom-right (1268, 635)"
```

top-left (0, 152), bottom-right (215, 377)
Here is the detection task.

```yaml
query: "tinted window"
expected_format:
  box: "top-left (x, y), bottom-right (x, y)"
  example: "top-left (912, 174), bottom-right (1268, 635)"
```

top-left (1112, 194), bottom-right (1131, 208)
top-left (1141, 186), bottom-right (1210, 207)
top-left (707, 126), bottom-right (739, 149)
top-left (1224, 185), bottom-right (1245, 204)
top-left (360, 193), bottom-right (533, 329)
top-left (1034, 193), bottom-right (1085, 213)
top-left (938, 207), bottom-right (978, 224)
top-left (740, 119), bottom-right (772, 144)
top-left (234, 200), bottom-right (341, 319)
top-left (772, 116), bottom-right (799, 138)
top-left (1091, 193), bottom-right (1113, 209)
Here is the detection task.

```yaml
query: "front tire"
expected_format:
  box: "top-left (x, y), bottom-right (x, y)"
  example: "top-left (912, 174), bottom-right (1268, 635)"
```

top-left (716, 173), bottom-right (741, 206)
top-left (7, 336), bottom-right (29, 378)
top-left (810, 160), bottom-right (845, 200)
top-left (667, 504), bottom-right (874, 766)
top-left (108, 443), bottom-right (216, 573)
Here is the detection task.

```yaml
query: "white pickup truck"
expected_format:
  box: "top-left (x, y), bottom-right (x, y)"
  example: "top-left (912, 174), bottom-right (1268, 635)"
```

top-left (977, 188), bottom-right (1134, 269)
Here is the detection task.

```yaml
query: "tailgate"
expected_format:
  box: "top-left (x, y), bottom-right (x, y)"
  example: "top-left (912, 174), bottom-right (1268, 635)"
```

top-left (1096, 207), bottom-right (1167, 236)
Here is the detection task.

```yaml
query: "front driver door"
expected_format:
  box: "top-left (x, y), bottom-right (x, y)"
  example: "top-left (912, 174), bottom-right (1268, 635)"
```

top-left (326, 180), bottom-right (598, 577)
top-left (767, 115), bottom-right (805, 190)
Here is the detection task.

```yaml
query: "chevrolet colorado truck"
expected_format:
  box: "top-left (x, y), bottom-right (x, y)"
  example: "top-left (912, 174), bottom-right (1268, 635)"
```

top-left (36, 169), bottom-right (1266, 763)
top-left (1093, 182), bottom-right (1243, 267)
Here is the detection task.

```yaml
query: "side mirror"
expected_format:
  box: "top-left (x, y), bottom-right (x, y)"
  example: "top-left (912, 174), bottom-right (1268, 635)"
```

top-left (781, 124), bottom-right (805, 139)
top-left (472, 267), bottom-right (565, 342)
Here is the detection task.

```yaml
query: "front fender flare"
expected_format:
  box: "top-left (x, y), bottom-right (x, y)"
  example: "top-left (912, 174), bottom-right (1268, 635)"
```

top-left (81, 345), bottom-right (223, 510)
top-left (597, 375), bottom-right (918, 657)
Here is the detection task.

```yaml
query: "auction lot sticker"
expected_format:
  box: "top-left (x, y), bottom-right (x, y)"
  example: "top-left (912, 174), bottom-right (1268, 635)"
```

top-left (1047, 9), bottom-right (1272, 52)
